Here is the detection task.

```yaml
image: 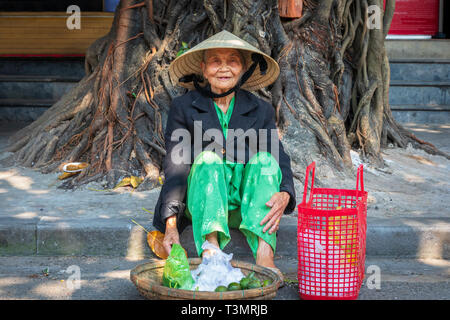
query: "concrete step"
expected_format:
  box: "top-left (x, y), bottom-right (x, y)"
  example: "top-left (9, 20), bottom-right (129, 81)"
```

top-left (392, 111), bottom-right (450, 124)
top-left (389, 60), bottom-right (450, 82)
top-left (0, 80), bottom-right (77, 100)
top-left (390, 104), bottom-right (450, 111)
top-left (0, 106), bottom-right (48, 122)
top-left (0, 98), bottom-right (57, 107)
top-left (390, 104), bottom-right (450, 124)
top-left (0, 75), bottom-right (83, 83)
top-left (390, 80), bottom-right (450, 87)
top-left (392, 112), bottom-right (450, 125)
top-left (0, 215), bottom-right (448, 260)
top-left (0, 58), bottom-right (85, 78)
top-left (389, 58), bottom-right (450, 64)
top-left (385, 39), bottom-right (450, 60)
top-left (0, 58), bottom-right (83, 108)
top-left (388, 58), bottom-right (450, 124)
top-left (389, 85), bottom-right (449, 106)
top-left (0, 98), bottom-right (56, 121)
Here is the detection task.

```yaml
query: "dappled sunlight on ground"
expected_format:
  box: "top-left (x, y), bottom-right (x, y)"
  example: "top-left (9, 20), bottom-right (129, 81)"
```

top-left (0, 256), bottom-right (146, 300)
top-left (419, 258), bottom-right (450, 271)
top-left (401, 173), bottom-right (426, 183)
top-left (0, 164), bottom-right (160, 221)
top-left (100, 269), bottom-right (132, 279)
top-left (0, 121), bottom-right (448, 223)
top-left (0, 168), bottom-right (37, 191)
top-left (11, 212), bottom-right (38, 219)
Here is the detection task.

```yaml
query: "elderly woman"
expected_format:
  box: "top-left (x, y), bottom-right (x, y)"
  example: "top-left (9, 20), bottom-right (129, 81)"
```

top-left (153, 31), bottom-right (295, 277)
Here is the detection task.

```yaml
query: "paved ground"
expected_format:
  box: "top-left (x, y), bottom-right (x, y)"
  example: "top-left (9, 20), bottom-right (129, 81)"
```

top-left (0, 255), bottom-right (448, 300)
top-left (402, 123), bottom-right (450, 155)
top-left (1, 122), bottom-right (449, 259)
top-left (0, 121), bottom-right (449, 300)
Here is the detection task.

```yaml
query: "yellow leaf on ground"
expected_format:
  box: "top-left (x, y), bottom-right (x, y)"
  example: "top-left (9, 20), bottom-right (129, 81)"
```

top-left (142, 207), bottom-right (154, 215)
top-left (113, 177), bottom-right (131, 189)
top-left (130, 176), bottom-right (143, 188)
top-left (58, 171), bottom-right (79, 180)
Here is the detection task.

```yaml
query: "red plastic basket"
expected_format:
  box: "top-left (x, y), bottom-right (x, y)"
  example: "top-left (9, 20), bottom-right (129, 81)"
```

top-left (297, 162), bottom-right (368, 300)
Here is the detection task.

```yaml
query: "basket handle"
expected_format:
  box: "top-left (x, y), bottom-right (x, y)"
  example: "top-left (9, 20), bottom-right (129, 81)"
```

top-left (356, 164), bottom-right (364, 192)
top-left (302, 162), bottom-right (316, 204)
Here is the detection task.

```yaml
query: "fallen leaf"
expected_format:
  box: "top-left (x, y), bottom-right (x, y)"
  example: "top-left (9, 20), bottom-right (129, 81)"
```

top-left (113, 177), bottom-right (131, 189)
top-left (147, 230), bottom-right (168, 259)
top-left (58, 171), bottom-right (79, 180)
top-left (130, 176), bottom-right (143, 188)
top-left (142, 207), bottom-right (154, 215)
top-left (114, 176), bottom-right (143, 189)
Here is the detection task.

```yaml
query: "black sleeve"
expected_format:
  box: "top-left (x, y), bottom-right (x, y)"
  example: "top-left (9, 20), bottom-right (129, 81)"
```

top-left (262, 102), bottom-right (297, 214)
top-left (159, 98), bottom-right (192, 222)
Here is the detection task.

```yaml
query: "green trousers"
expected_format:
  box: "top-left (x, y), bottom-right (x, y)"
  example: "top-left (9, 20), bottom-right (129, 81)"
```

top-left (185, 151), bottom-right (282, 259)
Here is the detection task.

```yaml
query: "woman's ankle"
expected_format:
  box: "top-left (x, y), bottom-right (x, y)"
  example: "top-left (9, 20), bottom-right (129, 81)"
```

top-left (256, 238), bottom-right (276, 268)
top-left (202, 232), bottom-right (220, 258)
top-left (205, 232), bottom-right (219, 247)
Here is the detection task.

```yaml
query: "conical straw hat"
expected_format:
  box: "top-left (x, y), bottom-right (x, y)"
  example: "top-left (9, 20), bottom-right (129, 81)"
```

top-left (169, 30), bottom-right (280, 91)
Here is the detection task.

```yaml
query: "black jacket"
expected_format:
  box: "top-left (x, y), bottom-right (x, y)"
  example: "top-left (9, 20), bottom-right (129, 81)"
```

top-left (152, 89), bottom-right (296, 233)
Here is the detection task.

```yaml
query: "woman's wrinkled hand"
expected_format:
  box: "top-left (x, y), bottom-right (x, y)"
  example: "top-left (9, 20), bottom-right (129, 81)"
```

top-left (163, 216), bottom-right (180, 256)
top-left (260, 191), bottom-right (290, 234)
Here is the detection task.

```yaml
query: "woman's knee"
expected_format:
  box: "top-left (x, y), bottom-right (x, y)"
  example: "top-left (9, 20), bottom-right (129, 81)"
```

top-left (193, 150), bottom-right (223, 166)
top-left (248, 151), bottom-right (277, 165)
top-left (189, 151), bottom-right (225, 182)
top-left (246, 152), bottom-right (280, 176)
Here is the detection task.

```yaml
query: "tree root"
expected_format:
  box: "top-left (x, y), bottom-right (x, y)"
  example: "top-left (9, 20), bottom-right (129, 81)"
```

top-left (6, 0), bottom-right (447, 192)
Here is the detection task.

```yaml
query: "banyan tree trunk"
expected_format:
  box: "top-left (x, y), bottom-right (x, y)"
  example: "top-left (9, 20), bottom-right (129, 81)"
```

top-left (5, 0), bottom-right (448, 189)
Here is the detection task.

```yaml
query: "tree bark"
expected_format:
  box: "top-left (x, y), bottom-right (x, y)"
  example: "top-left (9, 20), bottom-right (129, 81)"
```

top-left (5, 0), bottom-right (448, 190)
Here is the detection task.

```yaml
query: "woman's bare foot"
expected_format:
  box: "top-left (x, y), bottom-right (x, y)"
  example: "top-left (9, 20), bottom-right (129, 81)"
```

top-left (202, 232), bottom-right (220, 257)
top-left (256, 237), bottom-right (284, 287)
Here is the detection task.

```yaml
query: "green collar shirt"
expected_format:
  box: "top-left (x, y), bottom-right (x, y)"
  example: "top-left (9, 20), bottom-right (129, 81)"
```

top-left (213, 95), bottom-right (235, 140)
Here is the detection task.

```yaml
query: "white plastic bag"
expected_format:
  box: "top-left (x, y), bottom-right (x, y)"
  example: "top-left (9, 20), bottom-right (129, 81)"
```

top-left (190, 241), bottom-right (245, 291)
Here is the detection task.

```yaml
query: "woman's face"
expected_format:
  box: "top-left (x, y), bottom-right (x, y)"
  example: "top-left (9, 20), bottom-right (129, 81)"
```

top-left (201, 48), bottom-right (245, 94)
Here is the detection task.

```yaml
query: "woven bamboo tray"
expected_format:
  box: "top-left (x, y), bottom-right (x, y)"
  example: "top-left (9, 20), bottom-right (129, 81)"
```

top-left (130, 258), bottom-right (282, 300)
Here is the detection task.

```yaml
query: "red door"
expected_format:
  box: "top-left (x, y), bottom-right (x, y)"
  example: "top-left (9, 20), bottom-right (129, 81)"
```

top-left (384, 0), bottom-right (440, 36)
